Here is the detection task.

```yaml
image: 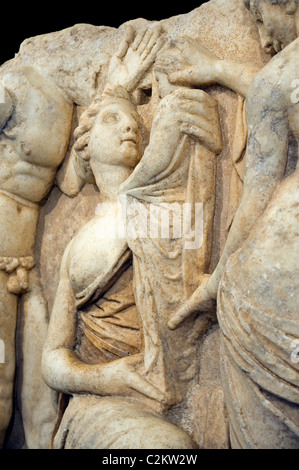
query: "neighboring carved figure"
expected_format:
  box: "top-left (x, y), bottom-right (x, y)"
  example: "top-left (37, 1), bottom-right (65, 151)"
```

top-left (169, 0), bottom-right (299, 449)
top-left (0, 68), bottom-right (73, 446)
top-left (157, 35), bottom-right (263, 232)
top-left (41, 31), bottom-right (223, 446)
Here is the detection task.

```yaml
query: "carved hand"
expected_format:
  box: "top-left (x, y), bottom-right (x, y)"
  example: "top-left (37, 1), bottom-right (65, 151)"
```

top-left (151, 87), bottom-right (222, 154)
top-left (168, 274), bottom-right (217, 330)
top-left (178, 88), bottom-right (222, 153)
top-left (107, 24), bottom-right (164, 93)
top-left (121, 87), bottom-right (223, 202)
top-left (166, 37), bottom-right (220, 88)
top-left (151, 88), bottom-right (222, 153)
top-left (97, 353), bottom-right (164, 403)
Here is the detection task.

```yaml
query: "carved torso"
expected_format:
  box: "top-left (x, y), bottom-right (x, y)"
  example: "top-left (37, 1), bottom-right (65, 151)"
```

top-left (0, 67), bottom-right (73, 203)
top-left (66, 208), bottom-right (128, 298)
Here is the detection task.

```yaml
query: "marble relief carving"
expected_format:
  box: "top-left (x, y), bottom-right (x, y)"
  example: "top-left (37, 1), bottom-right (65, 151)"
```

top-left (0, 0), bottom-right (298, 449)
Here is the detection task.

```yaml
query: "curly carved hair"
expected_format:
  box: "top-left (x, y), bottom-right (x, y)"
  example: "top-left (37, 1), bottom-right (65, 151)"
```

top-left (73, 85), bottom-right (138, 183)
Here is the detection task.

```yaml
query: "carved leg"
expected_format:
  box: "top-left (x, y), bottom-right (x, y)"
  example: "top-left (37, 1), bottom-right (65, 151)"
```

top-left (0, 272), bottom-right (18, 447)
top-left (0, 192), bottom-right (40, 446)
top-left (20, 269), bottom-right (58, 449)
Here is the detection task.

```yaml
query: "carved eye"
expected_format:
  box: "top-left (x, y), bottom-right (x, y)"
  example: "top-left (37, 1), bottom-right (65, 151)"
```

top-left (103, 112), bottom-right (119, 124)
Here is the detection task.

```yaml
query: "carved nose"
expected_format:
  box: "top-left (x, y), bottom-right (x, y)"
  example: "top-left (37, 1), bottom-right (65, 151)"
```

top-left (123, 122), bottom-right (138, 136)
top-left (258, 23), bottom-right (275, 53)
top-left (262, 37), bottom-right (274, 52)
top-left (125, 118), bottom-right (137, 130)
top-left (121, 123), bottom-right (138, 143)
top-left (259, 28), bottom-right (274, 53)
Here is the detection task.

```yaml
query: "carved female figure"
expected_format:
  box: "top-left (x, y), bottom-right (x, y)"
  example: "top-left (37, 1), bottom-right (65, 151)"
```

top-left (42, 83), bottom-right (220, 448)
top-left (41, 21), bottom-right (223, 445)
top-left (42, 85), bottom-right (196, 449)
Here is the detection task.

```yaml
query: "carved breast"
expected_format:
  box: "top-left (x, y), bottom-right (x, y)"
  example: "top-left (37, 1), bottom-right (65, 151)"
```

top-left (67, 213), bottom-right (128, 297)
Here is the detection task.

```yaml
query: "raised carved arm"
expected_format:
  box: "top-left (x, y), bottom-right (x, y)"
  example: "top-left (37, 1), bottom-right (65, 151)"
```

top-left (107, 24), bottom-right (165, 93)
top-left (168, 59), bottom-right (291, 330)
top-left (121, 87), bottom-right (222, 192)
top-left (160, 36), bottom-right (262, 98)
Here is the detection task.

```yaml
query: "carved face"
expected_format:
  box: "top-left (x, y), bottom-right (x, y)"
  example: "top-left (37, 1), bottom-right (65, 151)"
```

top-left (88, 99), bottom-right (142, 170)
top-left (251, 1), bottom-right (297, 54)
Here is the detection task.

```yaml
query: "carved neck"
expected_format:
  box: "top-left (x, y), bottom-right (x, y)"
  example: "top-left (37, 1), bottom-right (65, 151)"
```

top-left (94, 164), bottom-right (133, 202)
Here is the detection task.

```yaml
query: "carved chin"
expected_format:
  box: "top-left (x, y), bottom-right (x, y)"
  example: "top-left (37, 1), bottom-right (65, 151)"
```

top-left (120, 144), bottom-right (141, 167)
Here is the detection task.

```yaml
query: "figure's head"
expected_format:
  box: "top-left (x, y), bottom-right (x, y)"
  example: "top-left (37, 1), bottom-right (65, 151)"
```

top-left (244, 0), bottom-right (299, 54)
top-left (74, 86), bottom-right (142, 184)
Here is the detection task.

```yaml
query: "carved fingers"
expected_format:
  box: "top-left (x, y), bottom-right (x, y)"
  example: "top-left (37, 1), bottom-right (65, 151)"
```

top-left (108, 24), bottom-right (164, 93)
top-left (115, 25), bottom-right (136, 60)
top-left (126, 24), bottom-right (165, 92)
top-left (168, 67), bottom-right (200, 87)
top-left (126, 371), bottom-right (165, 403)
top-left (115, 23), bottom-right (164, 65)
top-left (166, 37), bottom-right (220, 88)
top-left (173, 37), bottom-right (219, 65)
top-left (131, 25), bottom-right (164, 62)
top-left (100, 354), bottom-right (164, 403)
top-left (158, 88), bottom-right (222, 154)
top-left (168, 274), bottom-right (216, 330)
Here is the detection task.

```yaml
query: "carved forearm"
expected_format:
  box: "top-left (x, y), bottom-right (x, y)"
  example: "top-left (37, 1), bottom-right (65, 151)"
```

top-left (215, 59), bottom-right (263, 98)
top-left (41, 347), bottom-right (106, 395)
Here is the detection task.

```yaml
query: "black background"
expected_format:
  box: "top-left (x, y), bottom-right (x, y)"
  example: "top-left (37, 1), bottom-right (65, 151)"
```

top-left (0, 1), bottom-right (208, 65)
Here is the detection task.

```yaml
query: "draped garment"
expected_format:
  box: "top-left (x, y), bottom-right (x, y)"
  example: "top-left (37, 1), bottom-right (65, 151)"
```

top-left (217, 171), bottom-right (299, 448)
